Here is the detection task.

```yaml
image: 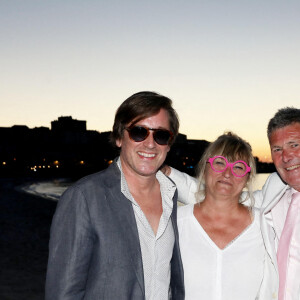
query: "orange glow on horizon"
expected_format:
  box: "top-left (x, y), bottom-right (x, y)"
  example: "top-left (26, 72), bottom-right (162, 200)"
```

top-left (253, 149), bottom-right (272, 163)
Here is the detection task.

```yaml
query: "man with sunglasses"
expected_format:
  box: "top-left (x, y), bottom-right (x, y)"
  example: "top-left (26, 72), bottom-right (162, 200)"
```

top-left (45, 91), bottom-right (184, 300)
top-left (167, 107), bottom-right (300, 300)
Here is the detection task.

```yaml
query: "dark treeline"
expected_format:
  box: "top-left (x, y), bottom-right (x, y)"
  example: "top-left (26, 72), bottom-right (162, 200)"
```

top-left (0, 116), bottom-right (276, 179)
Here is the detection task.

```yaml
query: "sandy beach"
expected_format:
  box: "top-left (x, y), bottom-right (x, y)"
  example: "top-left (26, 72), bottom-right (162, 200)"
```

top-left (0, 178), bottom-right (57, 300)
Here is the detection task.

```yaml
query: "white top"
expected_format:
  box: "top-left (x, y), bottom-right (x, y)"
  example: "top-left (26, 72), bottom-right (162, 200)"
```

top-left (178, 204), bottom-right (265, 300)
top-left (117, 158), bottom-right (176, 300)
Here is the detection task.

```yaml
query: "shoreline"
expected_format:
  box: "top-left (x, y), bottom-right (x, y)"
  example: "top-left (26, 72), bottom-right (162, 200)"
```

top-left (0, 178), bottom-right (57, 300)
top-left (16, 178), bottom-right (71, 201)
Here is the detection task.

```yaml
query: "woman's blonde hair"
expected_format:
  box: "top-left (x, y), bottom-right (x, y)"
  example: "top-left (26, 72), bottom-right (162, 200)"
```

top-left (195, 132), bottom-right (256, 206)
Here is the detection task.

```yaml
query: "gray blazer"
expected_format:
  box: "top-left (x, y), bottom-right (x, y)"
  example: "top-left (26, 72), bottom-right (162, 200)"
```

top-left (45, 161), bottom-right (185, 300)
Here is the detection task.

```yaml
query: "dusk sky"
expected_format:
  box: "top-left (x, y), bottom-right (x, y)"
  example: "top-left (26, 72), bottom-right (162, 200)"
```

top-left (1, 1), bottom-right (299, 162)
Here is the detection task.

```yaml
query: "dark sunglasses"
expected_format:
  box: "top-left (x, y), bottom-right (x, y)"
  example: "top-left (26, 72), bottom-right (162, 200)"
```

top-left (125, 125), bottom-right (173, 145)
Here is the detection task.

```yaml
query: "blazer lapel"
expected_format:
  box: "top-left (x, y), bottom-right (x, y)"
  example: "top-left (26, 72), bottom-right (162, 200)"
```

top-left (170, 190), bottom-right (185, 297)
top-left (263, 186), bottom-right (288, 216)
top-left (261, 211), bottom-right (278, 271)
top-left (104, 163), bottom-right (145, 296)
top-left (261, 179), bottom-right (288, 273)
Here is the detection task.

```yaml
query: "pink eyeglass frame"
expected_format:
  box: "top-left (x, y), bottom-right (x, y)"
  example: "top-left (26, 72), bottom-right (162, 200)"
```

top-left (207, 155), bottom-right (251, 177)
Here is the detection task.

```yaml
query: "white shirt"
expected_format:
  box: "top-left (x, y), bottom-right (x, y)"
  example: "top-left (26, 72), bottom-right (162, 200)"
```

top-left (270, 188), bottom-right (300, 300)
top-left (268, 188), bottom-right (298, 249)
top-left (178, 204), bottom-right (265, 300)
top-left (117, 158), bottom-right (176, 300)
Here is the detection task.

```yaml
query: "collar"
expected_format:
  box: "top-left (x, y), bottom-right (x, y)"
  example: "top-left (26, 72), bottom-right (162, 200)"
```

top-left (116, 157), bottom-right (176, 208)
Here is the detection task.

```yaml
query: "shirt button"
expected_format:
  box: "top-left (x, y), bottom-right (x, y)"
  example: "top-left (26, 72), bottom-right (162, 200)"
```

top-left (272, 292), bottom-right (277, 298)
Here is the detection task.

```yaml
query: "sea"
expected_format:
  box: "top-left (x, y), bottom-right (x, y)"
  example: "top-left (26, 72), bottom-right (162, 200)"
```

top-left (19, 178), bottom-right (72, 201)
top-left (20, 173), bottom-right (272, 201)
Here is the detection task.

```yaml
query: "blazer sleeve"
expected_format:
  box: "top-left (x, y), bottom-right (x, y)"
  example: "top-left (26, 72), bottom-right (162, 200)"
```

top-left (168, 167), bottom-right (197, 204)
top-left (45, 185), bottom-right (95, 300)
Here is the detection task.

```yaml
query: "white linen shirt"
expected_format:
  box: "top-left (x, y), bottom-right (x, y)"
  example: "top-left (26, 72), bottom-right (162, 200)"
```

top-left (117, 158), bottom-right (176, 300)
top-left (178, 204), bottom-right (265, 300)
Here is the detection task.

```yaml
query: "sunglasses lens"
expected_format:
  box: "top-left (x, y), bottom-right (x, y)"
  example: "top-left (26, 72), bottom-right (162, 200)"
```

top-left (128, 126), bottom-right (148, 142)
top-left (127, 126), bottom-right (172, 145)
top-left (153, 130), bottom-right (171, 145)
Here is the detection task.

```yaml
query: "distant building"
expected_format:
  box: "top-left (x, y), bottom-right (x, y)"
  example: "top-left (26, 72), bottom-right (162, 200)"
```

top-left (51, 116), bottom-right (86, 133)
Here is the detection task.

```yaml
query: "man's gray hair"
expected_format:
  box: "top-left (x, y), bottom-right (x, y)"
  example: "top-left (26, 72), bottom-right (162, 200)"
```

top-left (267, 107), bottom-right (300, 139)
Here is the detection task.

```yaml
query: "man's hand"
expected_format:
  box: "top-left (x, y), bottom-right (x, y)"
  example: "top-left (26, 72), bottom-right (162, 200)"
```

top-left (160, 165), bottom-right (171, 176)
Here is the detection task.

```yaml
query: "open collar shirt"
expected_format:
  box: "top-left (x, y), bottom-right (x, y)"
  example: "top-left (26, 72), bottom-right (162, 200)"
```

top-left (117, 158), bottom-right (176, 300)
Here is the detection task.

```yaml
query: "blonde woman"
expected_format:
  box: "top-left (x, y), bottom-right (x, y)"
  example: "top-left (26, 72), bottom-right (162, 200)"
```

top-left (169, 132), bottom-right (277, 300)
